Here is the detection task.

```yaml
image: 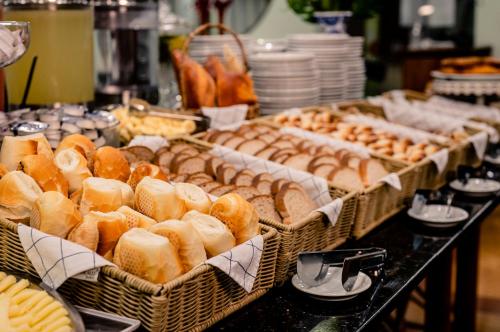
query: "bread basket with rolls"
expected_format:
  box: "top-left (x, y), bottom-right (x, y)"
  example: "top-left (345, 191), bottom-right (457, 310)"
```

top-left (173, 23), bottom-right (259, 120)
top-left (0, 133), bottom-right (280, 331)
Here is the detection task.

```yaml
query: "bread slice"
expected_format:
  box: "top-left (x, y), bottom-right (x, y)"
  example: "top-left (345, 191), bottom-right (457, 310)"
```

top-left (242, 131), bottom-right (260, 140)
top-left (259, 134), bottom-right (278, 144)
top-left (216, 165), bottom-right (237, 184)
top-left (312, 164), bottom-right (338, 179)
top-left (270, 140), bottom-right (296, 150)
top-left (317, 145), bottom-right (337, 155)
top-left (155, 150), bottom-right (175, 174)
top-left (236, 139), bottom-right (268, 155)
top-left (269, 148), bottom-right (298, 161)
top-left (197, 152), bottom-right (213, 161)
top-left (283, 153), bottom-right (314, 172)
top-left (199, 181), bottom-right (222, 193)
top-left (231, 170), bottom-right (256, 186)
top-left (223, 136), bottom-right (246, 149)
top-left (275, 188), bottom-right (317, 224)
top-left (328, 167), bottom-right (365, 191)
top-left (253, 172), bottom-right (275, 183)
top-left (255, 180), bottom-right (272, 195)
top-left (210, 184), bottom-right (236, 196)
top-left (173, 156), bottom-right (206, 175)
top-left (187, 172), bottom-right (213, 183)
top-left (359, 159), bottom-right (389, 186)
top-left (205, 157), bottom-right (225, 176)
top-left (271, 179), bottom-right (290, 195)
top-left (308, 155), bottom-right (340, 172)
top-left (170, 153), bottom-right (194, 172)
top-left (249, 195), bottom-right (282, 223)
top-left (120, 146), bottom-right (154, 165)
top-left (212, 131), bottom-right (234, 145)
top-left (172, 174), bottom-right (189, 182)
top-left (231, 186), bottom-right (262, 200)
top-left (170, 143), bottom-right (199, 155)
top-left (255, 147), bottom-right (279, 160)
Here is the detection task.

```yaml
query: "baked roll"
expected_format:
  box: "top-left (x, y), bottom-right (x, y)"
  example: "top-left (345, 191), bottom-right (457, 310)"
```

top-left (0, 171), bottom-right (43, 222)
top-left (0, 163), bottom-right (8, 179)
top-left (149, 220), bottom-right (207, 272)
top-left (174, 182), bottom-right (211, 214)
top-left (67, 216), bottom-right (99, 251)
top-left (79, 177), bottom-right (124, 215)
top-left (31, 191), bottom-right (81, 238)
top-left (54, 148), bottom-right (92, 193)
top-left (19, 155), bottom-right (69, 196)
top-left (134, 177), bottom-right (186, 221)
top-left (108, 179), bottom-right (134, 208)
top-left (93, 146), bottom-right (131, 182)
top-left (0, 134), bottom-right (53, 171)
top-left (182, 210), bottom-right (235, 257)
top-left (84, 211), bottom-right (128, 259)
top-left (117, 205), bottom-right (156, 229)
top-left (56, 134), bottom-right (96, 161)
top-left (113, 228), bottom-right (183, 284)
top-left (209, 193), bottom-right (260, 244)
top-left (127, 162), bottom-right (168, 191)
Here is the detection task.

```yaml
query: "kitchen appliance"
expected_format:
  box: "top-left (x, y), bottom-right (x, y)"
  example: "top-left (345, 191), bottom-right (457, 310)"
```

top-left (94, 0), bottom-right (159, 106)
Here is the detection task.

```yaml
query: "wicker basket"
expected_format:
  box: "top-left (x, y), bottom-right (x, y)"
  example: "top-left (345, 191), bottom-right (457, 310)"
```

top-left (0, 218), bottom-right (279, 331)
top-left (179, 23), bottom-right (259, 119)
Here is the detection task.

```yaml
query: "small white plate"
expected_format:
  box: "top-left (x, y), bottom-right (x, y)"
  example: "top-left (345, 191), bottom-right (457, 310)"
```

top-left (408, 204), bottom-right (469, 227)
top-left (450, 178), bottom-right (500, 196)
top-left (291, 267), bottom-right (372, 301)
top-left (431, 71), bottom-right (500, 81)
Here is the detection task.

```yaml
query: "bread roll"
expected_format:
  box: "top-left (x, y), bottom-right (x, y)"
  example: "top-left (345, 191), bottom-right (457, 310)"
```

top-left (135, 177), bottom-right (186, 221)
top-left (55, 134), bottom-right (96, 161)
top-left (174, 182), bottom-right (211, 214)
top-left (0, 171), bottom-right (43, 221)
top-left (93, 146), bottom-right (131, 182)
top-left (209, 193), bottom-right (259, 244)
top-left (108, 179), bottom-right (134, 208)
top-left (182, 210), bottom-right (235, 257)
top-left (117, 206), bottom-right (156, 229)
top-left (67, 217), bottom-right (99, 251)
top-left (0, 134), bottom-right (53, 171)
top-left (113, 228), bottom-right (183, 283)
top-left (54, 148), bottom-right (92, 193)
top-left (149, 220), bottom-right (207, 272)
top-left (20, 155), bottom-right (69, 196)
top-left (83, 211), bottom-right (128, 258)
top-left (31, 191), bottom-right (81, 238)
top-left (127, 162), bottom-right (168, 190)
top-left (0, 163), bottom-right (8, 179)
top-left (79, 177), bottom-right (124, 215)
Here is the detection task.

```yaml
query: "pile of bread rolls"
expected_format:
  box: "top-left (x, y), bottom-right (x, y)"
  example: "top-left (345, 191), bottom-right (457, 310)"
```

top-left (201, 124), bottom-right (389, 192)
top-left (121, 142), bottom-right (318, 225)
top-left (0, 133), bottom-right (260, 284)
top-left (274, 111), bottom-right (441, 163)
top-left (0, 272), bottom-right (73, 331)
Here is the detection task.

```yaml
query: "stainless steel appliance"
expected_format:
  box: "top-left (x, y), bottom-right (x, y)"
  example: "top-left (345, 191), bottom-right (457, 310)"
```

top-left (94, 0), bottom-right (159, 106)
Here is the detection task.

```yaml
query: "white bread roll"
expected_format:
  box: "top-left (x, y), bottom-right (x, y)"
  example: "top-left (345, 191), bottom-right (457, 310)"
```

top-left (113, 228), bottom-right (183, 283)
top-left (84, 211), bottom-right (128, 259)
top-left (55, 134), bottom-right (96, 161)
top-left (182, 210), bottom-right (235, 257)
top-left (31, 191), bottom-right (82, 238)
top-left (209, 193), bottom-right (260, 245)
top-left (0, 171), bottom-right (43, 221)
top-left (79, 177), bottom-right (124, 215)
top-left (54, 148), bottom-right (92, 193)
top-left (149, 220), bottom-right (207, 272)
top-left (0, 134), bottom-right (53, 171)
top-left (93, 146), bottom-right (131, 182)
top-left (127, 162), bottom-right (168, 191)
top-left (20, 154), bottom-right (69, 196)
top-left (117, 206), bottom-right (156, 229)
top-left (174, 183), bottom-right (211, 214)
top-left (67, 217), bottom-right (99, 251)
top-left (108, 179), bottom-right (134, 208)
top-left (134, 177), bottom-right (186, 221)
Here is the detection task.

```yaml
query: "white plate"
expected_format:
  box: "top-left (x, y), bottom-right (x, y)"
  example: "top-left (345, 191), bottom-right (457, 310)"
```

top-left (485, 155), bottom-right (500, 165)
top-left (431, 71), bottom-right (500, 81)
top-left (291, 267), bottom-right (372, 301)
top-left (408, 204), bottom-right (469, 227)
top-left (250, 52), bottom-right (314, 62)
top-left (450, 178), bottom-right (500, 196)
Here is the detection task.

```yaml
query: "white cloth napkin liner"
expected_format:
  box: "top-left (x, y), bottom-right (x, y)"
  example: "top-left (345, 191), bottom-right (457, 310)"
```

top-left (468, 131), bottom-right (488, 160)
top-left (128, 135), bottom-right (168, 152)
top-left (202, 104), bottom-right (248, 129)
top-left (17, 224), bottom-right (113, 289)
top-left (206, 235), bottom-right (263, 293)
top-left (429, 148), bottom-right (449, 175)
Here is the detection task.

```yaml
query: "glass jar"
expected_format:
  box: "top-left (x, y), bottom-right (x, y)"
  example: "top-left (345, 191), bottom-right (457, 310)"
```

top-left (3, 0), bottom-right (94, 108)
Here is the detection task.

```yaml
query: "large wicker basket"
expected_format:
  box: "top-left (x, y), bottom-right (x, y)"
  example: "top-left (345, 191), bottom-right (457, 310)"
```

top-left (0, 219), bottom-right (279, 331)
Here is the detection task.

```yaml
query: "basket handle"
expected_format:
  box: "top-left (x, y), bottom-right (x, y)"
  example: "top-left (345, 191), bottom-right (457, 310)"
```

top-left (181, 23), bottom-right (249, 72)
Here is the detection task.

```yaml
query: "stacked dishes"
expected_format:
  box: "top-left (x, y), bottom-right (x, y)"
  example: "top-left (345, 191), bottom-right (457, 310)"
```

top-left (187, 34), bottom-right (254, 64)
top-left (249, 52), bottom-right (320, 114)
top-left (288, 33), bottom-right (366, 103)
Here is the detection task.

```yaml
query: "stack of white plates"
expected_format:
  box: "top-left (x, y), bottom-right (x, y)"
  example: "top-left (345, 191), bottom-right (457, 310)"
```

top-left (188, 34), bottom-right (254, 64)
top-left (249, 52), bottom-right (320, 114)
top-left (288, 33), bottom-right (366, 103)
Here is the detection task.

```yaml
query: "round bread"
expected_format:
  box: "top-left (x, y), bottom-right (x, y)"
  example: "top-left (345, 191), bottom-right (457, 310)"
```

top-left (20, 154), bottom-right (69, 196)
top-left (0, 171), bottom-right (43, 221)
top-left (127, 162), bottom-right (168, 190)
top-left (54, 148), bottom-right (93, 193)
top-left (93, 146), bottom-right (131, 182)
top-left (209, 193), bottom-right (259, 245)
top-left (134, 177), bottom-right (186, 221)
top-left (149, 220), bottom-right (207, 272)
top-left (174, 182), bottom-right (211, 214)
top-left (0, 134), bottom-right (54, 171)
top-left (182, 210), bottom-right (235, 257)
top-left (79, 177), bottom-right (124, 215)
top-left (55, 134), bottom-right (96, 161)
top-left (67, 217), bottom-right (99, 251)
top-left (85, 211), bottom-right (128, 259)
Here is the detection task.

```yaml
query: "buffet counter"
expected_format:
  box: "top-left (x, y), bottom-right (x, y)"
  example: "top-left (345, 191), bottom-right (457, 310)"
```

top-left (211, 164), bottom-right (500, 332)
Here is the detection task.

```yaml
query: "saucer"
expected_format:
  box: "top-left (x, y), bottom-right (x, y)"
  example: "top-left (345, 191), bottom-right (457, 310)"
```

top-left (408, 204), bottom-right (469, 228)
top-left (450, 178), bottom-right (500, 197)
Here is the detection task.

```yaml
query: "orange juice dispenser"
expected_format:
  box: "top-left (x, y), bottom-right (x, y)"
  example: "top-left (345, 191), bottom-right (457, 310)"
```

top-left (3, 0), bottom-right (94, 108)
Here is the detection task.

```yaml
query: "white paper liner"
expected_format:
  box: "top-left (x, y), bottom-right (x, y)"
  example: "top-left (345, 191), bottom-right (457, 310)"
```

top-left (17, 224), bottom-right (114, 289)
top-left (128, 135), bottom-right (168, 152)
top-left (468, 131), bottom-right (488, 160)
top-left (206, 235), bottom-right (263, 293)
top-left (429, 148), bottom-right (449, 175)
top-left (210, 145), bottom-right (343, 225)
top-left (427, 95), bottom-right (500, 122)
top-left (201, 104), bottom-right (249, 129)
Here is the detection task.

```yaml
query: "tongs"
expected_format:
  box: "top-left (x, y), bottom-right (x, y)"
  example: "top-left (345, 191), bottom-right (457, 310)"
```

top-left (128, 98), bottom-right (207, 122)
top-left (297, 247), bottom-right (386, 291)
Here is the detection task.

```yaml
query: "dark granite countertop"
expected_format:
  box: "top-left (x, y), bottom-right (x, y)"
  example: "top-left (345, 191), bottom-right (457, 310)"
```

top-left (209, 189), bottom-right (500, 332)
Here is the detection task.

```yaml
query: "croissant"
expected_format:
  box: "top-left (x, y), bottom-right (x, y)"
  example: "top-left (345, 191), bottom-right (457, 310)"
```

top-left (172, 50), bottom-right (216, 109)
top-left (204, 55), bottom-right (257, 107)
